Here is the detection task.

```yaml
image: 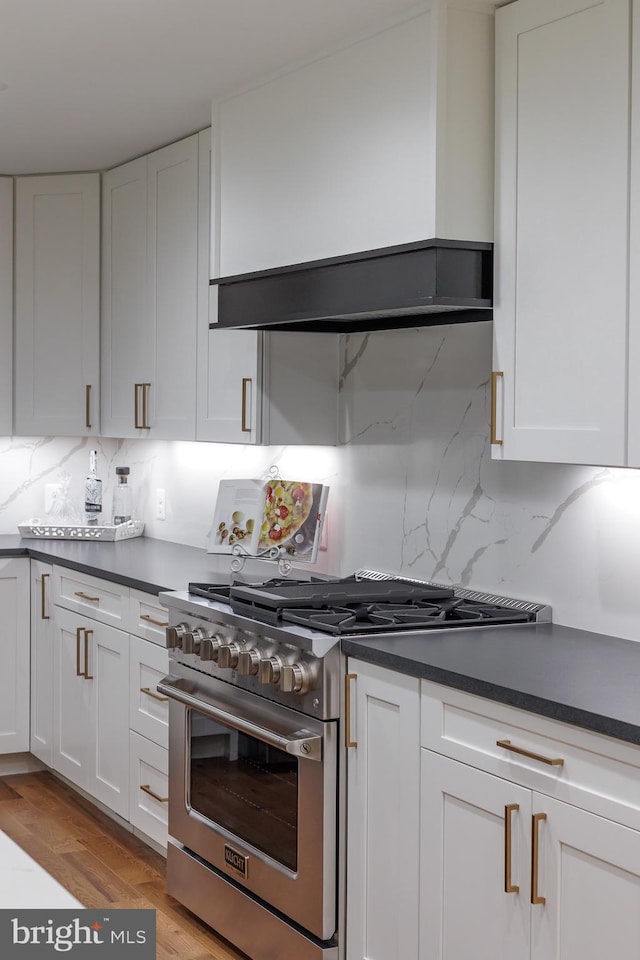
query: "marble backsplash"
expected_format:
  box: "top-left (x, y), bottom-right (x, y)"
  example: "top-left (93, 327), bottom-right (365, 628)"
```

top-left (3, 319), bottom-right (640, 639)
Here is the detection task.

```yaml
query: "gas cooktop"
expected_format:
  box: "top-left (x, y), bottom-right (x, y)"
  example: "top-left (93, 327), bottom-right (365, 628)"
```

top-left (187, 574), bottom-right (548, 636)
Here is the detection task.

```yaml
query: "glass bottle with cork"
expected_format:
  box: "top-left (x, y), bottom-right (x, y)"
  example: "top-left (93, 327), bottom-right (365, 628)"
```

top-left (112, 467), bottom-right (132, 525)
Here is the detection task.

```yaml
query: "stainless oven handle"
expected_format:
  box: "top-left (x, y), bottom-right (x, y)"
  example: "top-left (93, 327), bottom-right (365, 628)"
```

top-left (157, 677), bottom-right (322, 761)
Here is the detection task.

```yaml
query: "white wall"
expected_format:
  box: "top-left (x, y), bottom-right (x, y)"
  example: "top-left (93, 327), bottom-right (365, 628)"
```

top-left (3, 320), bottom-right (640, 640)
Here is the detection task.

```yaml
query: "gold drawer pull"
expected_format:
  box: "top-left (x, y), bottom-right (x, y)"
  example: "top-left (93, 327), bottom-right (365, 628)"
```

top-left (531, 812), bottom-right (547, 905)
top-left (76, 627), bottom-right (84, 677)
top-left (497, 739), bottom-right (564, 767)
top-left (345, 673), bottom-right (357, 748)
top-left (140, 784), bottom-right (168, 803)
top-left (504, 803), bottom-right (519, 894)
top-left (140, 613), bottom-right (169, 628)
top-left (140, 686), bottom-right (168, 703)
top-left (84, 629), bottom-right (94, 680)
top-left (491, 371), bottom-right (503, 445)
top-left (74, 590), bottom-right (100, 603)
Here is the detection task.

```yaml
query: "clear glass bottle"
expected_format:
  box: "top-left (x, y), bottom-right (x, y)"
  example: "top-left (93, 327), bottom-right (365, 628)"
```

top-left (112, 466), bottom-right (132, 525)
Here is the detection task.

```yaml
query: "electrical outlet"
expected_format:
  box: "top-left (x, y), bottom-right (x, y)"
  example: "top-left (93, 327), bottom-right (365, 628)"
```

top-left (156, 488), bottom-right (166, 521)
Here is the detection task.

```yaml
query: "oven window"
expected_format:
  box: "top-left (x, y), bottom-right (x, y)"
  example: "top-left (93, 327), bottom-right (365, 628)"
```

top-left (188, 709), bottom-right (298, 872)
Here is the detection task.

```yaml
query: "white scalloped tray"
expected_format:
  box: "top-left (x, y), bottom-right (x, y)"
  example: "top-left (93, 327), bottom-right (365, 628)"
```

top-left (18, 519), bottom-right (144, 541)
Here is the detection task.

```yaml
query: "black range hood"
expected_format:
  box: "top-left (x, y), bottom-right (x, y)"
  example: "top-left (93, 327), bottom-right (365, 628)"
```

top-left (210, 238), bottom-right (493, 334)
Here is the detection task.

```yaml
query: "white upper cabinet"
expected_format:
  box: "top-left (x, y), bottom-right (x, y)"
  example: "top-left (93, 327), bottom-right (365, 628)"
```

top-left (102, 131), bottom-right (208, 440)
top-left (0, 178), bottom-right (12, 436)
top-left (14, 174), bottom-right (100, 437)
top-left (493, 0), bottom-right (631, 465)
top-left (212, 3), bottom-right (494, 278)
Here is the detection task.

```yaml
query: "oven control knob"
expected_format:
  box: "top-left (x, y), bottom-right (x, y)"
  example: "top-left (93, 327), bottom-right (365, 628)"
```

top-left (165, 622), bottom-right (189, 650)
top-left (183, 627), bottom-right (206, 656)
top-left (218, 640), bottom-right (245, 670)
top-left (281, 662), bottom-right (313, 695)
top-left (238, 649), bottom-right (261, 676)
top-left (260, 654), bottom-right (286, 685)
top-left (200, 634), bottom-right (222, 662)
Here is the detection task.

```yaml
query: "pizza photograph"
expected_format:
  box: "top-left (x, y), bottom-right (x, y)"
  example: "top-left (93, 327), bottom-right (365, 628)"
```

top-left (258, 480), bottom-right (323, 558)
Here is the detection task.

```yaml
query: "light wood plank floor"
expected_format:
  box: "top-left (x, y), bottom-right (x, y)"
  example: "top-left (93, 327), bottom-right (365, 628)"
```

top-left (0, 771), bottom-right (248, 960)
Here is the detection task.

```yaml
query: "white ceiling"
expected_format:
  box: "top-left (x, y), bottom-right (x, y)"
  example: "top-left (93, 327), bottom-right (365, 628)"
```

top-left (0, 0), bottom-right (506, 175)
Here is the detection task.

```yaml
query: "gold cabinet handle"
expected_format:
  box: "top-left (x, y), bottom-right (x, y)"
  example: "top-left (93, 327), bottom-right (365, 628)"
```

top-left (496, 739), bottom-right (564, 767)
top-left (345, 673), bottom-right (357, 748)
top-left (491, 371), bottom-right (503, 445)
top-left (140, 686), bottom-right (169, 703)
top-left (85, 384), bottom-right (92, 429)
top-left (140, 784), bottom-right (168, 803)
top-left (140, 613), bottom-right (169, 628)
top-left (74, 590), bottom-right (100, 603)
top-left (142, 382), bottom-right (151, 429)
top-left (134, 383), bottom-right (142, 429)
top-left (504, 803), bottom-right (520, 893)
top-left (41, 572), bottom-right (50, 620)
top-left (84, 628), bottom-right (94, 680)
top-left (531, 812), bottom-right (547, 905)
top-left (76, 627), bottom-right (84, 677)
top-left (241, 377), bottom-right (252, 432)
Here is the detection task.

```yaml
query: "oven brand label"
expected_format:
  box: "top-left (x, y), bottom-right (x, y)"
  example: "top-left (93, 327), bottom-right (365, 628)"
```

top-left (224, 845), bottom-right (248, 878)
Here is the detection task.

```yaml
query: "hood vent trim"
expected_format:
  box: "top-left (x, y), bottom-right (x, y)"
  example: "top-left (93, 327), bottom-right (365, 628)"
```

top-left (210, 238), bottom-right (493, 333)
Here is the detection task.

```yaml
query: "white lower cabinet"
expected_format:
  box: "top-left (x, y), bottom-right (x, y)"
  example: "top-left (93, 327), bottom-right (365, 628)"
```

top-left (345, 659), bottom-right (420, 960)
top-left (128, 731), bottom-right (168, 848)
top-left (0, 558), bottom-right (30, 754)
top-left (52, 606), bottom-right (130, 819)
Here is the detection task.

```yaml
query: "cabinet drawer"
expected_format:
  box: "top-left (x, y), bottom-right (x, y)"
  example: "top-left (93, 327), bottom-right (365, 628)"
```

top-left (421, 680), bottom-right (640, 832)
top-left (53, 567), bottom-right (130, 629)
top-left (129, 730), bottom-right (168, 850)
top-left (129, 635), bottom-right (169, 748)
top-left (130, 589), bottom-right (169, 646)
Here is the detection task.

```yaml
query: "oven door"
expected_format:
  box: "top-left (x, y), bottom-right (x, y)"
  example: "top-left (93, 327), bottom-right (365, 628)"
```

top-left (158, 664), bottom-right (337, 941)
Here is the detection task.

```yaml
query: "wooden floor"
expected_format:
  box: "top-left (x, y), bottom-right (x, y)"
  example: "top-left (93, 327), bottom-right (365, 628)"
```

top-left (0, 771), bottom-right (247, 960)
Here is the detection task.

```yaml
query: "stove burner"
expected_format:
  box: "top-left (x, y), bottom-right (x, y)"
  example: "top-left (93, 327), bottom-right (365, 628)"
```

top-left (281, 598), bottom-right (533, 634)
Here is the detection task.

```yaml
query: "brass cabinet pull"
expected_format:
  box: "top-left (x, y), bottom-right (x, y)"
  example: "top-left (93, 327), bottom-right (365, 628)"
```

top-left (140, 784), bottom-right (168, 803)
top-left (497, 739), bottom-right (564, 767)
top-left (41, 572), bottom-right (50, 620)
top-left (76, 627), bottom-right (84, 676)
top-left (241, 377), bottom-right (252, 433)
top-left (84, 629), bottom-right (94, 679)
top-left (531, 812), bottom-right (547, 905)
top-left (142, 382), bottom-right (151, 429)
top-left (85, 384), bottom-right (92, 429)
top-left (134, 383), bottom-right (142, 429)
top-left (345, 673), bottom-right (357, 748)
top-left (490, 371), bottom-right (504, 445)
top-left (140, 613), bottom-right (168, 628)
top-left (74, 590), bottom-right (100, 603)
top-left (140, 686), bottom-right (169, 703)
top-left (504, 803), bottom-right (520, 893)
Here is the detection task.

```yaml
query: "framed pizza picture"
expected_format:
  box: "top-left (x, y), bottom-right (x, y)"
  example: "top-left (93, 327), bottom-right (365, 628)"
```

top-left (208, 478), bottom-right (329, 562)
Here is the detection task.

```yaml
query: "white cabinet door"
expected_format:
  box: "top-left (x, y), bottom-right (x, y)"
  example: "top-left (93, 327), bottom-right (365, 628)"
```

top-left (0, 559), bottom-right (30, 754)
top-left (14, 174), bottom-right (100, 436)
top-left (493, 0), bottom-right (630, 465)
top-left (102, 133), bottom-right (204, 441)
top-left (30, 560), bottom-right (53, 766)
top-left (531, 795), bottom-right (640, 960)
top-left (53, 606), bottom-right (129, 818)
top-left (0, 177), bottom-right (12, 436)
top-left (101, 156), bottom-right (149, 438)
top-left (197, 318), bottom-right (261, 442)
top-left (346, 661), bottom-right (420, 960)
top-left (420, 750), bottom-right (531, 960)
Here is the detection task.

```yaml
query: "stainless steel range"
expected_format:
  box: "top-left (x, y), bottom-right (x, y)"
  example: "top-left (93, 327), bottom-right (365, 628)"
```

top-left (158, 572), bottom-right (550, 960)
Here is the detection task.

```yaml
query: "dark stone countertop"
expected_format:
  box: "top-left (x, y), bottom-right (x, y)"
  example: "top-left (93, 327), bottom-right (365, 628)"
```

top-left (0, 534), bottom-right (275, 595)
top-left (342, 622), bottom-right (640, 747)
